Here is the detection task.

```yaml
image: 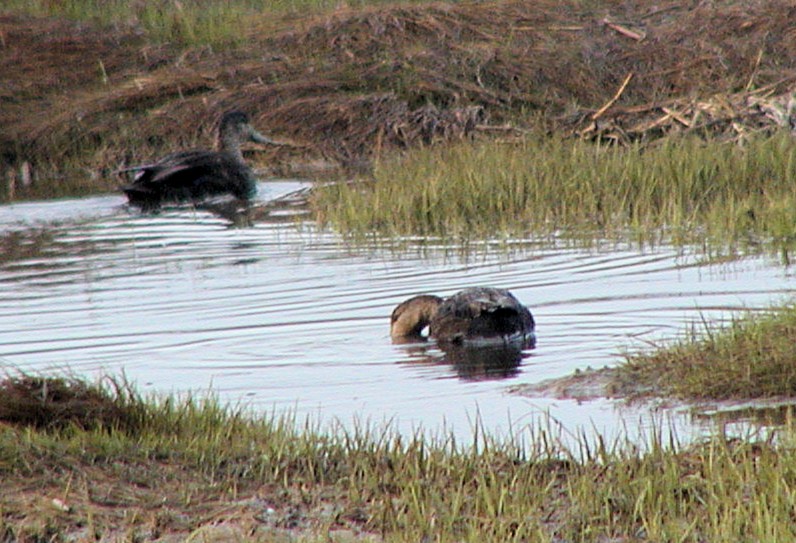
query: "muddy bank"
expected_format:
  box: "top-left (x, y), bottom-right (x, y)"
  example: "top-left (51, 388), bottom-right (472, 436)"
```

top-left (2, 0), bottom-right (796, 200)
top-left (512, 366), bottom-right (796, 428)
top-left (508, 367), bottom-right (634, 402)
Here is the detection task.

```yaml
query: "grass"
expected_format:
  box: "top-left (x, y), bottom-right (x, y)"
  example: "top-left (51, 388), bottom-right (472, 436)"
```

top-left (312, 132), bottom-right (796, 254)
top-left (5, 0), bottom-right (795, 207)
top-left (3, 1), bottom-right (796, 538)
top-left (2, 373), bottom-right (796, 541)
top-left (2, 0), bottom-right (444, 48)
top-left (613, 303), bottom-right (796, 402)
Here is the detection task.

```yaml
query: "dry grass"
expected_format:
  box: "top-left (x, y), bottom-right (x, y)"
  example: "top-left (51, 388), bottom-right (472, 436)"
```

top-left (0, 374), bottom-right (145, 431)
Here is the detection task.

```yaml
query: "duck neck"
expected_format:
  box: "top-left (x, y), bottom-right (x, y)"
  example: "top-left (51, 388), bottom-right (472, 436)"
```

top-left (217, 130), bottom-right (246, 163)
top-left (390, 295), bottom-right (443, 339)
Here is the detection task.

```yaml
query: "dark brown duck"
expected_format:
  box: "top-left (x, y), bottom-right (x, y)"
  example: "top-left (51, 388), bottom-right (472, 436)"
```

top-left (390, 287), bottom-right (535, 345)
top-left (122, 111), bottom-right (278, 211)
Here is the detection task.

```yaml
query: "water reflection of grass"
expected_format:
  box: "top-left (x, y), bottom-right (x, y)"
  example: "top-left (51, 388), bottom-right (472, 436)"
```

top-left (313, 132), bottom-right (796, 255)
top-left (616, 304), bottom-right (796, 401)
top-left (0, 228), bottom-right (55, 265)
top-left (2, 373), bottom-right (796, 541)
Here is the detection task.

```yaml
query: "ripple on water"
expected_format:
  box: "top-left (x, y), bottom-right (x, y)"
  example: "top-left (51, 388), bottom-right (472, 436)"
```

top-left (1, 182), bottom-right (795, 445)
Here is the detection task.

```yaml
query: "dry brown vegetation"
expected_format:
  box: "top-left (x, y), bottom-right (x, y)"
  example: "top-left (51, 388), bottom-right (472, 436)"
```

top-left (2, 0), bottom-right (796, 200)
top-left (0, 375), bottom-right (142, 430)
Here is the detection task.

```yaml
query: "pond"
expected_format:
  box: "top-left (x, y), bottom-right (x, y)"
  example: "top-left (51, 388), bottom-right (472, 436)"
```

top-left (1, 180), bottom-right (794, 446)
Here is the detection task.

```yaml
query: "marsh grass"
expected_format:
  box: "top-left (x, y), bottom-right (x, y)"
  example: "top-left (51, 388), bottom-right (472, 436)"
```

top-left (313, 132), bottom-right (796, 254)
top-left (6, 0), bottom-right (796, 206)
top-left (5, 0), bottom-right (244, 47)
top-left (616, 304), bottom-right (796, 401)
top-left (2, 0), bottom-right (436, 47)
top-left (4, 374), bottom-right (796, 541)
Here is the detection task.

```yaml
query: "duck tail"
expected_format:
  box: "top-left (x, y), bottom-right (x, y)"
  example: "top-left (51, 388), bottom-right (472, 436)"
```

top-left (122, 185), bottom-right (162, 211)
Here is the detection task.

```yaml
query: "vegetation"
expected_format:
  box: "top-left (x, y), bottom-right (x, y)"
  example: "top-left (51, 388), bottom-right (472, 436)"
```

top-left (613, 303), bottom-right (796, 401)
top-left (2, 374), bottom-right (796, 542)
top-left (4, 1), bottom-right (796, 538)
top-left (4, 0), bottom-right (796, 202)
top-left (2, 0), bottom-right (412, 48)
top-left (312, 132), bottom-right (796, 253)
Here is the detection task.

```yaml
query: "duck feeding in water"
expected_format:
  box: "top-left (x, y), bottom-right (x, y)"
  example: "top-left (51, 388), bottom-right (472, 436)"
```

top-left (390, 287), bottom-right (535, 346)
top-left (122, 111), bottom-right (280, 211)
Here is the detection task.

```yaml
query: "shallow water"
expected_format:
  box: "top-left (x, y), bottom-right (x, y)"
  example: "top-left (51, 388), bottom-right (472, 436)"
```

top-left (1, 181), bottom-right (794, 445)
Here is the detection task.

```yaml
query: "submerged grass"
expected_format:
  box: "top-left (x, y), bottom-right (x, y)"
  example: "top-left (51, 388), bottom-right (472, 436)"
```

top-left (312, 132), bottom-right (796, 254)
top-left (3, 374), bottom-right (796, 541)
top-left (615, 303), bottom-right (796, 401)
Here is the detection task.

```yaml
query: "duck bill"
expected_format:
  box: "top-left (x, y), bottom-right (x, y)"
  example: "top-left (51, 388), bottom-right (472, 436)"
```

top-left (248, 128), bottom-right (282, 146)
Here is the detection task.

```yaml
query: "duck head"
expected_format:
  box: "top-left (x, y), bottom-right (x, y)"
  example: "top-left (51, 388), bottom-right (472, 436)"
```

top-left (390, 294), bottom-right (443, 341)
top-left (217, 111), bottom-right (280, 160)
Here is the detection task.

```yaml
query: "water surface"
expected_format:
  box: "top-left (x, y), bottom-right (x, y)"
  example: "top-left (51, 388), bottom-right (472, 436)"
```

top-left (2, 182), bottom-right (794, 445)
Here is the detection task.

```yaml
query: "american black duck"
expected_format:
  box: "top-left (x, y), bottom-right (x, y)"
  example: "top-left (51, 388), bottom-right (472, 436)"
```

top-left (390, 287), bottom-right (535, 345)
top-left (122, 111), bottom-right (278, 211)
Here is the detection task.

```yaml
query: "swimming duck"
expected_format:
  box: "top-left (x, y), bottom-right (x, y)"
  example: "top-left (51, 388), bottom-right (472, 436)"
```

top-left (122, 111), bottom-right (279, 211)
top-left (390, 287), bottom-right (535, 345)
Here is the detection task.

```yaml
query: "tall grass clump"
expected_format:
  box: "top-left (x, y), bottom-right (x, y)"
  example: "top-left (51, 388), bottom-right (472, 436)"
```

top-left (313, 132), bottom-right (796, 253)
top-left (616, 303), bottom-right (796, 401)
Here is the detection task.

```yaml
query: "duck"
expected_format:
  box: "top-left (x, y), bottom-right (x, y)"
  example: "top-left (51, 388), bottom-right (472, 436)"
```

top-left (122, 111), bottom-right (279, 211)
top-left (390, 287), bottom-right (535, 346)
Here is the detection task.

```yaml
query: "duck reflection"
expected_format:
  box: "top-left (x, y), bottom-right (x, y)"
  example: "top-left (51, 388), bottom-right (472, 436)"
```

top-left (194, 186), bottom-right (312, 227)
top-left (394, 336), bottom-right (535, 381)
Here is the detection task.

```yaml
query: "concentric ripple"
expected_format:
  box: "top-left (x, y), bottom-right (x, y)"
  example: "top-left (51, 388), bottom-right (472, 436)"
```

top-left (1, 181), bottom-right (794, 443)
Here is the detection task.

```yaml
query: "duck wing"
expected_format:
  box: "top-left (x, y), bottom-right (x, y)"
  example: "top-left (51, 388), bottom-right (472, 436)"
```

top-left (124, 150), bottom-right (256, 203)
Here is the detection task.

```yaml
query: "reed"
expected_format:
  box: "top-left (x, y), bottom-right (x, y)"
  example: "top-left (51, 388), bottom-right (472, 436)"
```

top-left (312, 132), bottom-right (796, 254)
top-left (616, 303), bottom-right (796, 401)
top-left (3, 374), bottom-right (796, 541)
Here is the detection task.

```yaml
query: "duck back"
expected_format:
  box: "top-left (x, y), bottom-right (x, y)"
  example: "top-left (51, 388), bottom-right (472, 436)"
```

top-left (431, 287), bottom-right (534, 344)
top-left (123, 150), bottom-right (256, 210)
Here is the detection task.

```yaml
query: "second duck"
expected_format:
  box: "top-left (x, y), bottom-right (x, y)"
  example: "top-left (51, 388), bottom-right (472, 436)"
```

top-left (122, 110), bottom-right (279, 211)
